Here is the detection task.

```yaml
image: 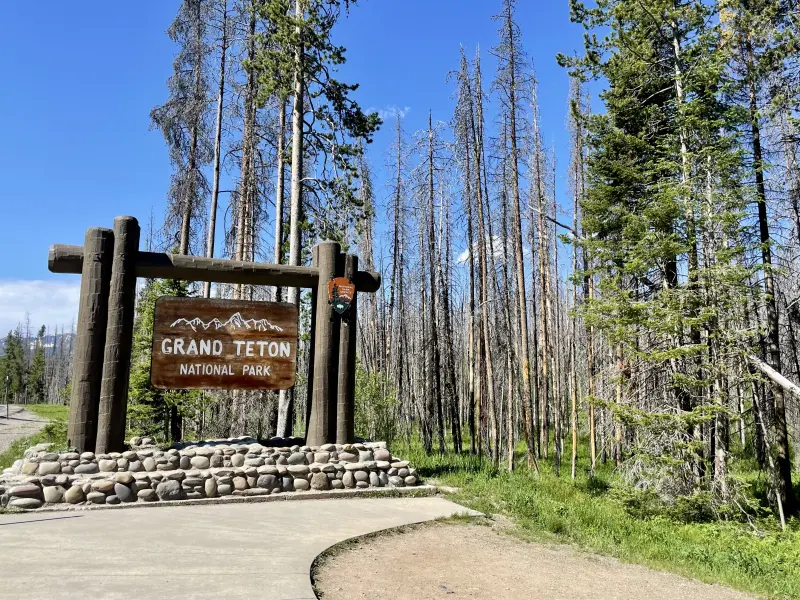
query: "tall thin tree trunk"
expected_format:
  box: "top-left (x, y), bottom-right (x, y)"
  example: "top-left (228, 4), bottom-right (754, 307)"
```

top-left (746, 38), bottom-right (796, 516)
top-left (204, 0), bottom-right (228, 298)
top-left (278, 0), bottom-right (306, 439)
top-left (273, 100), bottom-right (287, 302)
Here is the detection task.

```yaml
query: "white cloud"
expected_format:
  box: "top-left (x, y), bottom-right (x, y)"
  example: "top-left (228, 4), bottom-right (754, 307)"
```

top-left (367, 105), bottom-right (411, 121)
top-left (457, 235), bottom-right (533, 265)
top-left (0, 280), bottom-right (80, 336)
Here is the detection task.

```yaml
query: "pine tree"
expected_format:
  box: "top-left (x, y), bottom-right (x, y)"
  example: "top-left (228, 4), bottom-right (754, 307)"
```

top-left (563, 0), bottom-right (754, 507)
top-left (26, 326), bottom-right (47, 403)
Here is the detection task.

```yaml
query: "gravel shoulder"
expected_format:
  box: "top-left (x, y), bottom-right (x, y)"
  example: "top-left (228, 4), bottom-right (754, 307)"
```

top-left (313, 520), bottom-right (755, 600)
top-left (0, 405), bottom-right (48, 455)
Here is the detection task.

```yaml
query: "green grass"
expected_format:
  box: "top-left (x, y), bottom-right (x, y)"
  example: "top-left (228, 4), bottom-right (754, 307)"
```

top-left (25, 404), bottom-right (68, 422)
top-left (394, 439), bottom-right (800, 600)
top-left (0, 404), bottom-right (69, 470)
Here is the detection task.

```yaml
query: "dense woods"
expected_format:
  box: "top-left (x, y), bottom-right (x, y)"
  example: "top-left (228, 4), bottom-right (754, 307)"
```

top-left (5, 0), bottom-right (799, 528)
top-left (127, 0), bottom-right (800, 525)
top-left (0, 320), bottom-right (74, 406)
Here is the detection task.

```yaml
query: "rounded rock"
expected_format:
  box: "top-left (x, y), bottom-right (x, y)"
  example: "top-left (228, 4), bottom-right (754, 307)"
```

top-left (156, 480), bottom-right (182, 501)
top-left (342, 471), bottom-right (356, 488)
top-left (373, 448), bottom-right (391, 461)
top-left (330, 479), bottom-right (344, 490)
top-left (142, 457), bottom-right (156, 472)
top-left (74, 463), bottom-right (99, 475)
top-left (233, 476), bottom-right (248, 491)
top-left (10, 497), bottom-right (43, 509)
top-left (179, 456), bottom-right (191, 470)
top-left (358, 450), bottom-right (374, 463)
top-left (404, 476), bottom-right (418, 486)
top-left (287, 452), bottom-right (307, 465)
top-left (86, 491), bottom-right (106, 504)
top-left (230, 454), bottom-right (245, 467)
top-left (257, 474), bottom-right (277, 490)
top-left (389, 476), bottom-right (405, 487)
top-left (43, 485), bottom-right (66, 503)
top-left (98, 459), bottom-right (117, 472)
top-left (38, 461), bottom-right (61, 476)
top-left (217, 483), bottom-right (233, 496)
top-left (204, 478), bottom-right (218, 498)
top-left (310, 472), bottom-right (330, 491)
top-left (137, 488), bottom-right (158, 501)
top-left (293, 478), bottom-right (310, 491)
top-left (92, 480), bottom-right (115, 494)
top-left (354, 470), bottom-right (369, 483)
top-left (64, 486), bottom-right (85, 504)
top-left (313, 452), bottom-right (330, 464)
top-left (190, 456), bottom-right (210, 470)
top-left (114, 483), bottom-right (136, 502)
top-left (356, 481), bottom-right (369, 489)
top-left (369, 472), bottom-right (381, 487)
top-left (115, 472), bottom-right (134, 484)
top-left (9, 484), bottom-right (42, 498)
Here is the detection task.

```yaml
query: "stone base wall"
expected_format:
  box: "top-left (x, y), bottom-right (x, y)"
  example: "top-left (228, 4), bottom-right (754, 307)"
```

top-left (0, 438), bottom-right (420, 511)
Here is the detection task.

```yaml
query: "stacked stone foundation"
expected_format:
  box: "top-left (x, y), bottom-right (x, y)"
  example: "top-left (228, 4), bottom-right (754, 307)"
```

top-left (0, 438), bottom-right (420, 510)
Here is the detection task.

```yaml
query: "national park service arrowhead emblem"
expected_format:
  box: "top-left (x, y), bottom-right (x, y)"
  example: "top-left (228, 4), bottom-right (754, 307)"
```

top-left (328, 277), bottom-right (355, 314)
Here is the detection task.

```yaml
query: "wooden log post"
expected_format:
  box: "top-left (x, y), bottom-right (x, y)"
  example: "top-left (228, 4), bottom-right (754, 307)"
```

top-left (337, 254), bottom-right (358, 444)
top-left (96, 216), bottom-right (140, 453)
top-left (307, 241), bottom-right (342, 446)
top-left (305, 245), bottom-right (319, 434)
top-left (68, 227), bottom-right (114, 452)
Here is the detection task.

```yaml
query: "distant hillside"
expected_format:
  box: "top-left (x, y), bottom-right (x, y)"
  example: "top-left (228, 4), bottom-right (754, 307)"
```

top-left (0, 332), bottom-right (75, 356)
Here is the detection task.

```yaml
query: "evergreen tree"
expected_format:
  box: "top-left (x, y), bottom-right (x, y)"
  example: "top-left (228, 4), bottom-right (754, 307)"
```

top-left (0, 329), bottom-right (26, 401)
top-left (128, 279), bottom-right (201, 442)
top-left (562, 0), bottom-right (754, 506)
top-left (26, 326), bottom-right (47, 403)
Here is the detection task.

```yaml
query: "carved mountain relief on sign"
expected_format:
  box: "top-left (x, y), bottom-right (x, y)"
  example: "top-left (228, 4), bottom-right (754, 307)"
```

top-left (151, 297), bottom-right (298, 390)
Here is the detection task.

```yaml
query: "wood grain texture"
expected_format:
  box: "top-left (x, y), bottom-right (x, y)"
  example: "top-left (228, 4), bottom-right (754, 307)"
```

top-left (307, 241), bottom-right (342, 445)
top-left (151, 297), bottom-right (298, 391)
top-left (68, 227), bottom-right (114, 452)
top-left (96, 216), bottom-right (140, 453)
top-left (337, 254), bottom-right (358, 444)
top-left (49, 244), bottom-right (381, 292)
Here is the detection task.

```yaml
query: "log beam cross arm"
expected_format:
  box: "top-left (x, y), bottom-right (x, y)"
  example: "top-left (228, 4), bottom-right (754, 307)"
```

top-left (49, 244), bottom-right (381, 293)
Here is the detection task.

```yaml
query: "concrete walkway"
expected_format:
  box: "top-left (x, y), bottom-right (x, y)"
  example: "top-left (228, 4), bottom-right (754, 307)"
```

top-left (0, 496), bottom-right (476, 600)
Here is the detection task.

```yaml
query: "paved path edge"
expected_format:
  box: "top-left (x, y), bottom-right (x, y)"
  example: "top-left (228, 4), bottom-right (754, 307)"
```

top-left (0, 484), bottom-right (444, 514)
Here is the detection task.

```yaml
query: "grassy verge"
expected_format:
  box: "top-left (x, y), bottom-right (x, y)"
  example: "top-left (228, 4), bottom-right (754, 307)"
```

top-left (0, 404), bottom-right (69, 470)
top-left (393, 439), bottom-right (800, 599)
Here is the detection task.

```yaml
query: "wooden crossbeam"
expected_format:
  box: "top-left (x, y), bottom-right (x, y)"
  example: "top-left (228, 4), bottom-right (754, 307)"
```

top-left (49, 244), bottom-right (381, 292)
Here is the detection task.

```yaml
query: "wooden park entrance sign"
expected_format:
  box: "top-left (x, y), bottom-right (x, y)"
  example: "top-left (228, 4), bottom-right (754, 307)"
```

top-left (151, 298), bottom-right (298, 390)
top-left (49, 216), bottom-right (379, 454)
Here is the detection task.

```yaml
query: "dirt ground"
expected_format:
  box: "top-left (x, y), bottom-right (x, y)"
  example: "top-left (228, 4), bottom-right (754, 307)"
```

top-left (0, 405), bottom-right (47, 455)
top-left (313, 520), bottom-right (754, 600)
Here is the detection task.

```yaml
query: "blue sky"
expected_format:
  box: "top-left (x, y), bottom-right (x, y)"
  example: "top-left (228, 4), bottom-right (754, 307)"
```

top-left (0, 1), bottom-right (592, 334)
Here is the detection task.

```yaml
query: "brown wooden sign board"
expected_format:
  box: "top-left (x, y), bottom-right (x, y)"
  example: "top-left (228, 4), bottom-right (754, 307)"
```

top-left (328, 277), bottom-right (355, 314)
top-left (151, 297), bottom-right (298, 391)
